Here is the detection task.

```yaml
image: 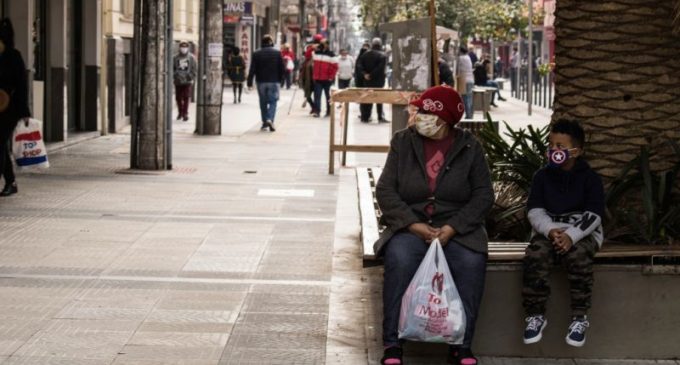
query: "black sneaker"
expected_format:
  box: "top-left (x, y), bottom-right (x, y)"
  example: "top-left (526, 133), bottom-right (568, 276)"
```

top-left (266, 120), bottom-right (276, 132)
top-left (260, 124), bottom-right (268, 131)
top-left (523, 315), bottom-right (547, 344)
top-left (380, 346), bottom-right (403, 365)
top-left (446, 346), bottom-right (459, 365)
top-left (378, 118), bottom-right (391, 124)
top-left (0, 183), bottom-right (18, 197)
top-left (566, 316), bottom-right (589, 347)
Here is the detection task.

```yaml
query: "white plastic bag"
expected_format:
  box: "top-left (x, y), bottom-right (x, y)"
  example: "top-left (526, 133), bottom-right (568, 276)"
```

top-left (398, 239), bottom-right (466, 344)
top-left (12, 118), bottom-right (50, 170)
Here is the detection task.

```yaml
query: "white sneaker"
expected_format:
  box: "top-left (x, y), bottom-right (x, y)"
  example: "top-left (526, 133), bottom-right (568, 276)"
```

top-left (523, 315), bottom-right (547, 345)
top-left (566, 316), bottom-right (589, 347)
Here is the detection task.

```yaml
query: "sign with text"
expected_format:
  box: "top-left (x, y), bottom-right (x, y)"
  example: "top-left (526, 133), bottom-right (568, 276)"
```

top-left (223, 2), bottom-right (252, 14)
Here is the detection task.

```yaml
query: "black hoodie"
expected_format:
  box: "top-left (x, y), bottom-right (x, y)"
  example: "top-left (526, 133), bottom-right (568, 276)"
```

top-left (527, 159), bottom-right (605, 246)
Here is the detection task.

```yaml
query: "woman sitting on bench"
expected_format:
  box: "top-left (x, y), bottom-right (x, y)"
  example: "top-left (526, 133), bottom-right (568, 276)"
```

top-left (374, 86), bottom-right (494, 365)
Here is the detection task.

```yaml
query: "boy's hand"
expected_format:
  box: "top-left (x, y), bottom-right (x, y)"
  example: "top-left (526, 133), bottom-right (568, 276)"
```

top-left (408, 223), bottom-right (439, 243)
top-left (548, 228), bottom-right (565, 241)
top-left (554, 231), bottom-right (574, 254)
top-left (437, 225), bottom-right (456, 247)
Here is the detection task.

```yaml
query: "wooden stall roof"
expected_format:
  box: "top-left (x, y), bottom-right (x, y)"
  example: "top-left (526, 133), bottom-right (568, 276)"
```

top-left (330, 88), bottom-right (417, 105)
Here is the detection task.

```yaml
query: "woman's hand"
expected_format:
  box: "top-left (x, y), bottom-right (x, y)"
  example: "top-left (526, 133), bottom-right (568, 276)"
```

top-left (437, 225), bottom-right (456, 246)
top-left (408, 223), bottom-right (439, 243)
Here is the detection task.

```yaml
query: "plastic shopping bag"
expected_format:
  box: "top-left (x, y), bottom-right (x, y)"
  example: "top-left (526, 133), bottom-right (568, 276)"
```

top-left (12, 118), bottom-right (50, 170)
top-left (398, 239), bottom-right (466, 344)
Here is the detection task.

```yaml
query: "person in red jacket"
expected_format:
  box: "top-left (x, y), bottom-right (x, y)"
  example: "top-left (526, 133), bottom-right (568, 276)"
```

top-left (280, 43), bottom-right (296, 90)
top-left (311, 39), bottom-right (338, 118)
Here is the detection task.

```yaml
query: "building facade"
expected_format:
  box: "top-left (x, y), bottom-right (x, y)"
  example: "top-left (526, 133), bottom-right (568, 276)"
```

top-left (104, 0), bottom-right (200, 133)
top-left (2, 0), bottom-right (102, 143)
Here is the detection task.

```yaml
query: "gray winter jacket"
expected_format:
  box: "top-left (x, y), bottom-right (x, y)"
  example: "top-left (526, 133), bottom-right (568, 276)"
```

top-left (173, 53), bottom-right (197, 85)
top-left (374, 127), bottom-right (494, 256)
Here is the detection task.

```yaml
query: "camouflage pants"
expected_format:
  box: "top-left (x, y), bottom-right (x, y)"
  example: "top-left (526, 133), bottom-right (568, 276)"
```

top-left (522, 236), bottom-right (599, 317)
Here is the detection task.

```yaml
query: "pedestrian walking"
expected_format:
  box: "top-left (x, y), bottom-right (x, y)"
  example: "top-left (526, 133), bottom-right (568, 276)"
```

top-left (356, 38), bottom-right (388, 123)
top-left (247, 34), bottom-right (285, 132)
top-left (173, 41), bottom-right (197, 122)
top-left (375, 85), bottom-right (494, 365)
top-left (226, 47), bottom-right (245, 104)
top-left (457, 47), bottom-right (475, 119)
top-left (0, 18), bottom-right (31, 197)
top-left (299, 45), bottom-right (316, 113)
top-left (311, 39), bottom-right (338, 118)
top-left (354, 41), bottom-right (371, 88)
top-left (510, 47), bottom-right (520, 96)
top-left (337, 49), bottom-right (354, 90)
top-left (280, 43), bottom-right (296, 90)
top-left (438, 59), bottom-right (454, 87)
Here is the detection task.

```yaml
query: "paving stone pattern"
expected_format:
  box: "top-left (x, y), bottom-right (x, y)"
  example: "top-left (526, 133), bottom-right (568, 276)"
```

top-left (0, 90), bottom-right (335, 365)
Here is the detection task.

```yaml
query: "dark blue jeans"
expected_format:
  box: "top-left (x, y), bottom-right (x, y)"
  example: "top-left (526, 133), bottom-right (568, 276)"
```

top-left (313, 80), bottom-right (332, 115)
top-left (484, 80), bottom-right (503, 103)
top-left (382, 232), bottom-right (487, 348)
top-left (257, 82), bottom-right (280, 123)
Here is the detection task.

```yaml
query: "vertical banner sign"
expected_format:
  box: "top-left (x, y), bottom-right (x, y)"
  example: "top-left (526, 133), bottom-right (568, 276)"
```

top-left (240, 25), bottom-right (251, 73)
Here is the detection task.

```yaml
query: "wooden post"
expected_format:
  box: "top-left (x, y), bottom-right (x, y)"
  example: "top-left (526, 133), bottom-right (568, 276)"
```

top-left (329, 95), bottom-right (336, 174)
top-left (341, 102), bottom-right (349, 166)
top-left (429, 0), bottom-right (439, 86)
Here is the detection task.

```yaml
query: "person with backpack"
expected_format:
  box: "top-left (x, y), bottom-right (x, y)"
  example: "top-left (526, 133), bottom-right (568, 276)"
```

top-left (226, 47), bottom-right (246, 104)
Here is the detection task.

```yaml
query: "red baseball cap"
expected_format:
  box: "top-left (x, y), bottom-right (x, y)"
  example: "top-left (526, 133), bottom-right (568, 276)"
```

top-left (410, 85), bottom-right (465, 125)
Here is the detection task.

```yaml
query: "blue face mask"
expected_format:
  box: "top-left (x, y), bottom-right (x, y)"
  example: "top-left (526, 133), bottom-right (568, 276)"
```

top-left (547, 148), bottom-right (577, 168)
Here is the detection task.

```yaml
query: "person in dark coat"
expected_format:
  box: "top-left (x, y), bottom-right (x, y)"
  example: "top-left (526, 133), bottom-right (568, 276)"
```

top-left (0, 18), bottom-right (31, 197)
top-left (375, 86), bottom-right (494, 365)
top-left (227, 47), bottom-right (246, 104)
top-left (354, 41), bottom-right (370, 88)
top-left (247, 34), bottom-right (286, 132)
top-left (356, 38), bottom-right (388, 123)
top-left (438, 59), bottom-right (454, 87)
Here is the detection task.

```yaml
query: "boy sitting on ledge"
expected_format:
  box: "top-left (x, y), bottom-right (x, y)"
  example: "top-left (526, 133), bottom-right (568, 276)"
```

top-left (522, 119), bottom-right (605, 347)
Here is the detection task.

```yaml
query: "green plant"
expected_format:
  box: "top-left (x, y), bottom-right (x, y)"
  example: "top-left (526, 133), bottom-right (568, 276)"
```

top-left (479, 113), bottom-right (549, 192)
top-left (479, 113), bottom-right (549, 241)
top-left (605, 142), bottom-right (680, 245)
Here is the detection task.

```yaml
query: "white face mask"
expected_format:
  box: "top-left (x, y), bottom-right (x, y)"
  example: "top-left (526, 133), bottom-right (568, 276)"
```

top-left (180, 47), bottom-right (189, 54)
top-left (414, 114), bottom-right (443, 138)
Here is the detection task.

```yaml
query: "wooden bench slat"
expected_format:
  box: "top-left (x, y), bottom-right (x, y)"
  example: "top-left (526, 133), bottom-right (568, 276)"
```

top-left (358, 168), bottom-right (680, 262)
top-left (358, 168), bottom-right (380, 260)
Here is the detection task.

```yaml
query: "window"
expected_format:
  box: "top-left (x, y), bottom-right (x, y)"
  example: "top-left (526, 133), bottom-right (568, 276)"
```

top-left (121, 0), bottom-right (133, 20)
top-left (173, 0), bottom-right (183, 30)
top-left (186, 0), bottom-right (195, 33)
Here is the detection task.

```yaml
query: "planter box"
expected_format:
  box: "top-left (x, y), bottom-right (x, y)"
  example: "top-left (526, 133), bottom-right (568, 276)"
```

top-left (404, 263), bottom-right (680, 359)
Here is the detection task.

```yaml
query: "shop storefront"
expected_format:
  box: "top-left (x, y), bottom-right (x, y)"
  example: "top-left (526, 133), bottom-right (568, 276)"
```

top-left (223, 0), bottom-right (270, 75)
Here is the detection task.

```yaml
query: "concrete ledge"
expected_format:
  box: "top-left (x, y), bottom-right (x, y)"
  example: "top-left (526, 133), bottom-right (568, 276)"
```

top-left (402, 263), bottom-right (680, 359)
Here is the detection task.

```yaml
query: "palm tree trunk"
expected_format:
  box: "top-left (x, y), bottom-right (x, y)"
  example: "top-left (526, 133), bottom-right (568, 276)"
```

top-left (552, 0), bottom-right (680, 180)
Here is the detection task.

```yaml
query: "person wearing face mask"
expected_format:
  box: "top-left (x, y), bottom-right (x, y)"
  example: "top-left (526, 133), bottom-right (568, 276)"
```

top-left (0, 18), bottom-right (31, 197)
top-left (522, 119), bottom-right (605, 349)
top-left (374, 86), bottom-right (494, 365)
top-left (173, 41), bottom-right (197, 122)
top-left (311, 39), bottom-right (338, 118)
